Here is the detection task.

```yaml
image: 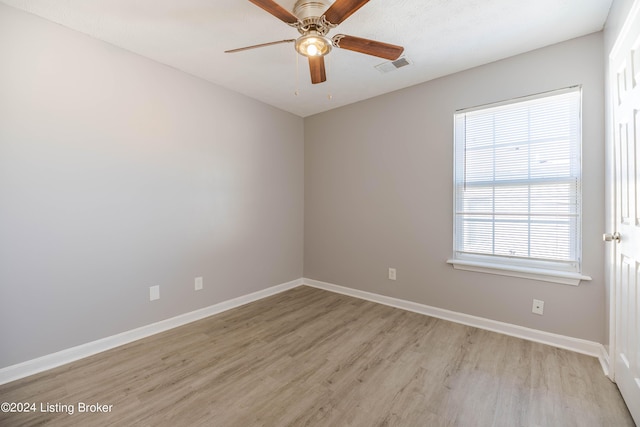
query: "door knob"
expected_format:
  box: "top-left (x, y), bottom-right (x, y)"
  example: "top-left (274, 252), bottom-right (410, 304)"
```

top-left (603, 232), bottom-right (621, 242)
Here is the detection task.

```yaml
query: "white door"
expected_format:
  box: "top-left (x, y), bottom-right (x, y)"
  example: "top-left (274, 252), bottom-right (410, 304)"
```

top-left (609, 1), bottom-right (640, 423)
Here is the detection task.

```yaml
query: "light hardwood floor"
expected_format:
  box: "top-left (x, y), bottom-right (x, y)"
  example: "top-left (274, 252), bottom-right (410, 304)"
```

top-left (0, 286), bottom-right (634, 426)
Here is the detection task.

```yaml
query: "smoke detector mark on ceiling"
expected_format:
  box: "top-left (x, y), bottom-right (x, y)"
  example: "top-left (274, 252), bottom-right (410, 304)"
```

top-left (375, 57), bottom-right (412, 73)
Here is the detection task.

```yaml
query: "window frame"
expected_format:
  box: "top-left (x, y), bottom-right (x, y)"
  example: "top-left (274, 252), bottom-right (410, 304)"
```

top-left (447, 87), bottom-right (591, 286)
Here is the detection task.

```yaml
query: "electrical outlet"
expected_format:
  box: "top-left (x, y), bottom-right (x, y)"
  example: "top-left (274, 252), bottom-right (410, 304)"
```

top-left (532, 299), bottom-right (544, 315)
top-left (388, 268), bottom-right (397, 281)
top-left (195, 276), bottom-right (203, 291)
top-left (149, 285), bottom-right (160, 301)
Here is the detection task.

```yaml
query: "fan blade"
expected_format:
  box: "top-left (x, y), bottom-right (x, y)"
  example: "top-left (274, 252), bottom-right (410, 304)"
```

top-left (225, 39), bottom-right (295, 53)
top-left (308, 56), bottom-right (326, 84)
top-left (248, 0), bottom-right (299, 25)
top-left (324, 0), bottom-right (370, 25)
top-left (333, 34), bottom-right (404, 60)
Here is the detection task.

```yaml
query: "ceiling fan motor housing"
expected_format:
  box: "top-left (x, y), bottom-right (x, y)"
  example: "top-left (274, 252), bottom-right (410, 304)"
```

top-left (293, 0), bottom-right (332, 21)
top-left (293, 0), bottom-right (335, 36)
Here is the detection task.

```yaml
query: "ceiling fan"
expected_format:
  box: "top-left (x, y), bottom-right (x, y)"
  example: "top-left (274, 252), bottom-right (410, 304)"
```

top-left (225, 0), bottom-right (404, 84)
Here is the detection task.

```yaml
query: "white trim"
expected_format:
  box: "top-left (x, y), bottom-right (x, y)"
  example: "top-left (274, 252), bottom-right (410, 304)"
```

top-left (0, 276), bottom-right (610, 385)
top-left (456, 85), bottom-right (581, 114)
top-left (599, 344), bottom-right (612, 380)
top-left (447, 259), bottom-right (592, 286)
top-left (303, 278), bottom-right (607, 363)
top-left (0, 278), bottom-right (303, 385)
top-left (609, 0), bottom-right (640, 60)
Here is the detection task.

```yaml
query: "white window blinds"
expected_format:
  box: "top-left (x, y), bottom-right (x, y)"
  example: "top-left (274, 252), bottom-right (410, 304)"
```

top-left (453, 87), bottom-right (582, 273)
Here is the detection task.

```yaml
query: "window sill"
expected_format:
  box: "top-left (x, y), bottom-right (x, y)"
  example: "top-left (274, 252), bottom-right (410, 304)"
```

top-left (446, 259), bottom-right (592, 286)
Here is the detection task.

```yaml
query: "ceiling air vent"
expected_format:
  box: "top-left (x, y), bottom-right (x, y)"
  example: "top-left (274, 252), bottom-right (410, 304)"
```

top-left (375, 57), bottom-right (412, 73)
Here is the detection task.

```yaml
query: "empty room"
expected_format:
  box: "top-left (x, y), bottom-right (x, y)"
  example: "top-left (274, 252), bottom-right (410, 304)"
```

top-left (0, 0), bottom-right (639, 425)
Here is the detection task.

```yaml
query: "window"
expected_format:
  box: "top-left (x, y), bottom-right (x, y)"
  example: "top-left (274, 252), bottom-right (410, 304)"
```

top-left (447, 87), bottom-right (591, 285)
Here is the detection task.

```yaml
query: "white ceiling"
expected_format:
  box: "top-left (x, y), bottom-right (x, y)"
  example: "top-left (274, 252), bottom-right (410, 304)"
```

top-left (1, 0), bottom-right (613, 117)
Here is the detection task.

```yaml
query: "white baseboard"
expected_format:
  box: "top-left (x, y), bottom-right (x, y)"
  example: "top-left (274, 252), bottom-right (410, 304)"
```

top-left (599, 345), bottom-right (612, 380)
top-left (0, 278), bottom-right (303, 386)
top-left (303, 278), bottom-right (608, 367)
top-left (1, 276), bottom-right (609, 385)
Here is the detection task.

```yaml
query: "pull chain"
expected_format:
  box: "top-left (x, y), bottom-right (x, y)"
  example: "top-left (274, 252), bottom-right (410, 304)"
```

top-left (326, 54), bottom-right (333, 101)
top-left (294, 51), bottom-right (299, 96)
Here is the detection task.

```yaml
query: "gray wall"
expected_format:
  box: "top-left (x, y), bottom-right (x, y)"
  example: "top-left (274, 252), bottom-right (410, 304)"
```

top-left (0, 4), bottom-right (304, 369)
top-left (0, 0), bottom-right (618, 370)
top-left (304, 33), bottom-right (606, 343)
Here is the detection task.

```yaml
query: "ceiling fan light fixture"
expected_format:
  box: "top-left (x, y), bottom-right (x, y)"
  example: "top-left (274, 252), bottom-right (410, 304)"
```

top-left (295, 33), bottom-right (332, 57)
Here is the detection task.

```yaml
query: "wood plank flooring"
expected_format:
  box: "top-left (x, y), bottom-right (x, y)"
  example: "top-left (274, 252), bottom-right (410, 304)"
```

top-left (0, 286), bottom-right (634, 426)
